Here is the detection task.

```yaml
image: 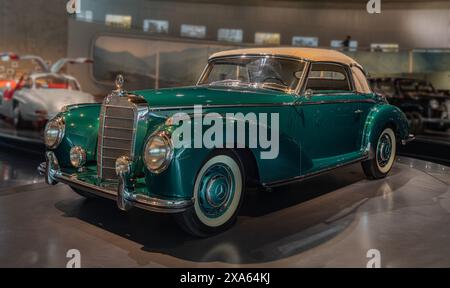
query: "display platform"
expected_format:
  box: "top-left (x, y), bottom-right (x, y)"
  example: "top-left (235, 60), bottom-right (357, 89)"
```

top-left (0, 156), bottom-right (448, 268)
top-left (398, 129), bottom-right (450, 166)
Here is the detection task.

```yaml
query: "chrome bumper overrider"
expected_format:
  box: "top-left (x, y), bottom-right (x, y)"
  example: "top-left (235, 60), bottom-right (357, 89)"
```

top-left (38, 152), bottom-right (193, 213)
top-left (401, 134), bottom-right (415, 145)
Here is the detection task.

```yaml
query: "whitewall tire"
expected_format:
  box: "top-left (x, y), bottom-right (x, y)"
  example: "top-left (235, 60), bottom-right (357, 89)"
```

top-left (175, 150), bottom-right (245, 237)
top-left (362, 127), bottom-right (397, 179)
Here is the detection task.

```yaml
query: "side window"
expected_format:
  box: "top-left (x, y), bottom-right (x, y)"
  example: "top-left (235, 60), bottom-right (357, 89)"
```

top-left (305, 63), bottom-right (351, 92)
top-left (22, 78), bottom-right (33, 89)
top-left (351, 66), bottom-right (372, 93)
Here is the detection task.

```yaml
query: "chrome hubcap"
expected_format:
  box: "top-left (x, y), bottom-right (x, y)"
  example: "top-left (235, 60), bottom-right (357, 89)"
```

top-left (198, 164), bottom-right (235, 218)
top-left (377, 133), bottom-right (392, 167)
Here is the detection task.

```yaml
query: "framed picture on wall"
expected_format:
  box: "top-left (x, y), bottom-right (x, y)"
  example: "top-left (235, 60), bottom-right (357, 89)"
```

top-left (331, 40), bottom-right (358, 51)
top-left (105, 14), bottom-right (132, 29)
top-left (181, 24), bottom-right (207, 38)
top-left (143, 19), bottom-right (169, 33)
top-left (292, 36), bottom-right (319, 47)
top-left (255, 32), bottom-right (281, 45)
top-left (370, 43), bottom-right (399, 52)
top-left (217, 28), bottom-right (243, 43)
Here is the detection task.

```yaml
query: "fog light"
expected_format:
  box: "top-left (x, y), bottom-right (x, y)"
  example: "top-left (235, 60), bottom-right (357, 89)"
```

top-left (115, 156), bottom-right (131, 175)
top-left (70, 146), bottom-right (86, 168)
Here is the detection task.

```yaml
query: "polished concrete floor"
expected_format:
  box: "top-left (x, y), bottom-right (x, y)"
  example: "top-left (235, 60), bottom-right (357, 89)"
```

top-left (0, 150), bottom-right (449, 267)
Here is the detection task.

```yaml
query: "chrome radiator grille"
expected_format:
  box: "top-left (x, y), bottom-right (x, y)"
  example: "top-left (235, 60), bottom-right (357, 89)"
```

top-left (97, 98), bottom-right (136, 180)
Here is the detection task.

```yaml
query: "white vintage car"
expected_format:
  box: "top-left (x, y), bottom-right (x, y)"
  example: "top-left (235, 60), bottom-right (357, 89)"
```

top-left (0, 73), bottom-right (95, 128)
top-left (0, 53), bottom-right (96, 129)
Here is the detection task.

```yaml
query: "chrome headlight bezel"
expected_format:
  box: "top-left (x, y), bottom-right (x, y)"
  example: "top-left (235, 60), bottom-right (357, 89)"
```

top-left (143, 131), bottom-right (174, 174)
top-left (69, 146), bottom-right (86, 168)
top-left (44, 116), bottom-right (65, 149)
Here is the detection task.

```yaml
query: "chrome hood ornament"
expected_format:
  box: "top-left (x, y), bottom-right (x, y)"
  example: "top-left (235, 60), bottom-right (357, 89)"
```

top-left (113, 74), bottom-right (126, 97)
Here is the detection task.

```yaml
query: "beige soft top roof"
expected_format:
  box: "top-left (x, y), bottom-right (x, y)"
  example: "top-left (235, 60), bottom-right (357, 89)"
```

top-left (209, 47), bottom-right (360, 66)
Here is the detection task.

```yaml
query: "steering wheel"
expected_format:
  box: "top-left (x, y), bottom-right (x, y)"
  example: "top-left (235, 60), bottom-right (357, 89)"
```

top-left (262, 77), bottom-right (287, 86)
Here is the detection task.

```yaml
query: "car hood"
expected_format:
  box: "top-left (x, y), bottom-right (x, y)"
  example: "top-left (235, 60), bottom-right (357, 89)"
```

top-left (133, 86), bottom-right (295, 109)
top-left (28, 89), bottom-right (96, 115)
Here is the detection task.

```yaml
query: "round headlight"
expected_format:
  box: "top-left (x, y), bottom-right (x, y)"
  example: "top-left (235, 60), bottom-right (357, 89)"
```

top-left (70, 146), bottom-right (86, 168)
top-left (44, 116), bottom-right (65, 149)
top-left (143, 132), bottom-right (173, 174)
top-left (429, 99), bottom-right (440, 110)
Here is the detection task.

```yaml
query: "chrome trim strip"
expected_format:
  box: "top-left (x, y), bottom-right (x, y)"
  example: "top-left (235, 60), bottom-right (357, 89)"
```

top-left (263, 154), bottom-right (369, 188)
top-left (104, 115), bottom-right (136, 120)
top-left (147, 102), bottom-right (294, 112)
top-left (207, 54), bottom-right (308, 64)
top-left (297, 99), bottom-right (377, 106)
top-left (102, 136), bottom-right (132, 141)
top-left (103, 126), bottom-right (135, 131)
top-left (38, 162), bottom-right (193, 213)
top-left (144, 99), bottom-right (376, 112)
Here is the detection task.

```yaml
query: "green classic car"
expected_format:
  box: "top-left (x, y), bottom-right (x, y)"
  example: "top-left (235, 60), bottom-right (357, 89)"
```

top-left (39, 47), bottom-right (413, 237)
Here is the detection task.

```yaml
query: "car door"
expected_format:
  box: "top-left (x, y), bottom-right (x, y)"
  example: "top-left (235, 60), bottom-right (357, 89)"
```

top-left (294, 62), bottom-right (363, 173)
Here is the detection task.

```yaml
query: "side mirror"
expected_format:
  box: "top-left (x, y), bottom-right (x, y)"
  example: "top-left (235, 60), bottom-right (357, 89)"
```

top-left (304, 89), bottom-right (314, 100)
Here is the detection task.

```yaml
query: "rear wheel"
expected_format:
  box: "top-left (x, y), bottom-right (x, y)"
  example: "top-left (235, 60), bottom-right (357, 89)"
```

top-left (362, 127), bottom-right (397, 179)
top-left (175, 150), bottom-right (245, 237)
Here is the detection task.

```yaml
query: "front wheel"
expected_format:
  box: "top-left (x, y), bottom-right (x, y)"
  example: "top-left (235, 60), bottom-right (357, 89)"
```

top-left (362, 127), bottom-right (397, 179)
top-left (174, 150), bottom-right (245, 237)
top-left (12, 103), bottom-right (26, 129)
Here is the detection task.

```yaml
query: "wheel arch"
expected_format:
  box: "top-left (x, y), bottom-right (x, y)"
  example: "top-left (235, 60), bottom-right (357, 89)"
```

top-left (362, 104), bottom-right (409, 158)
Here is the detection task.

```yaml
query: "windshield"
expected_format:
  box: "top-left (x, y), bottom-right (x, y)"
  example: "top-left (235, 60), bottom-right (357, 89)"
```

top-left (198, 56), bottom-right (306, 93)
top-left (35, 76), bottom-right (79, 90)
top-left (374, 80), bottom-right (396, 96)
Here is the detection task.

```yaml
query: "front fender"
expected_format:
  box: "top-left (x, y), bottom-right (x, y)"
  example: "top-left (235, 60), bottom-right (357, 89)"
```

top-left (53, 104), bottom-right (101, 168)
top-left (143, 106), bottom-right (297, 199)
top-left (362, 103), bottom-right (409, 155)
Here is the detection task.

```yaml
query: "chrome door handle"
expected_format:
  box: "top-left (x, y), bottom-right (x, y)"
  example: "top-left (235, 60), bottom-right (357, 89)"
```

top-left (354, 109), bottom-right (363, 114)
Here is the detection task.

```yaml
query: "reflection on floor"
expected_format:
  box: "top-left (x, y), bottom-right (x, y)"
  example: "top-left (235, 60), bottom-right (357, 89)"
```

top-left (0, 157), bottom-right (448, 267)
top-left (0, 120), bottom-right (43, 142)
top-left (398, 129), bottom-right (450, 166)
top-left (0, 148), bottom-right (42, 190)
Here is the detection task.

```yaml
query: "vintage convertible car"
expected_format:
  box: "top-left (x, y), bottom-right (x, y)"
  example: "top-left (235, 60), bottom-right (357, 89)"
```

top-left (0, 53), bottom-right (95, 129)
top-left (39, 48), bottom-right (413, 237)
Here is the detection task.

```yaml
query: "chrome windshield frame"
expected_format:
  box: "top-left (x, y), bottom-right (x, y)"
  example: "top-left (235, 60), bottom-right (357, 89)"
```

top-left (197, 54), bottom-right (310, 96)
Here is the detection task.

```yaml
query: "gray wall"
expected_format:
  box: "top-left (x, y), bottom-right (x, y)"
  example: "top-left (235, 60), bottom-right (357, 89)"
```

top-left (0, 0), bottom-right (68, 65)
top-left (68, 0), bottom-right (450, 95)
top-left (79, 0), bottom-right (450, 49)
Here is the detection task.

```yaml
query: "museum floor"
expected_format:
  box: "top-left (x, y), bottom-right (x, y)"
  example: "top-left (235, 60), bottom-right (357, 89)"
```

top-left (0, 148), bottom-right (449, 268)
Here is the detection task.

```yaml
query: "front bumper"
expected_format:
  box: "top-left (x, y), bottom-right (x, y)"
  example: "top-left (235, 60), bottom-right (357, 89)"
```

top-left (38, 152), bottom-right (193, 213)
